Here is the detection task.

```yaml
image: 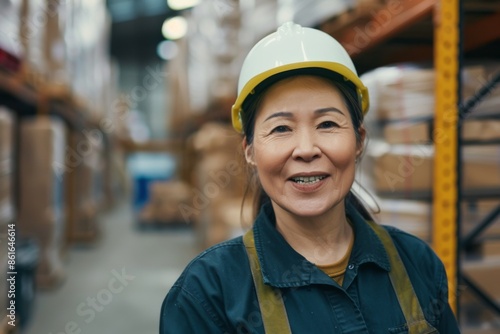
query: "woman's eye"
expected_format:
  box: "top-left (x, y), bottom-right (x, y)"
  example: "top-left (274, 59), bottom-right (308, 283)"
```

top-left (271, 125), bottom-right (290, 133)
top-left (318, 121), bottom-right (338, 129)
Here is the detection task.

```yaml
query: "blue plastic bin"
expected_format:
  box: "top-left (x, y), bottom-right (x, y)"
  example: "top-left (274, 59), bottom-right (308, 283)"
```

top-left (127, 153), bottom-right (176, 212)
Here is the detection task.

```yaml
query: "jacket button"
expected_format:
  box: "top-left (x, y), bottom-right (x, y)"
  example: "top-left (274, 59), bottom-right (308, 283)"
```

top-left (348, 264), bottom-right (354, 270)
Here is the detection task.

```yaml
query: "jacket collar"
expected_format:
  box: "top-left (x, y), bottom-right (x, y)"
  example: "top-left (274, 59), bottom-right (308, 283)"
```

top-left (252, 202), bottom-right (391, 288)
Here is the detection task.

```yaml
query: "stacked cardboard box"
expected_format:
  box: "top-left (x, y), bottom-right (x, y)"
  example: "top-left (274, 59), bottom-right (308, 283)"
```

top-left (361, 62), bottom-right (500, 198)
top-left (363, 63), bottom-right (500, 122)
top-left (373, 198), bottom-right (500, 244)
top-left (461, 256), bottom-right (500, 327)
top-left (139, 180), bottom-right (194, 224)
top-left (366, 141), bottom-right (500, 197)
top-left (190, 122), bottom-right (253, 249)
top-left (8, 0), bottom-right (116, 121)
top-left (361, 63), bottom-right (500, 326)
top-left (64, 130), bottom-right (104, 244)
top-left (203, 196), bottom-right (254, 250)
top-left (18, 116), bottom-right (66, 289)
top-left (0, 108), bottom-right (14, 225)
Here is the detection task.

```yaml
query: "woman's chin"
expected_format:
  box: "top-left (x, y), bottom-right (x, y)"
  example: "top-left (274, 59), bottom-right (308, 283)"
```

top-left (274, 199), bottom-right (340, 219)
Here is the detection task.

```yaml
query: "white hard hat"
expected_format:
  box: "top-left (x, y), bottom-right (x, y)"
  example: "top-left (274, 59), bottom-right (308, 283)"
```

top-left (231, 22), bottom-right (369, 133)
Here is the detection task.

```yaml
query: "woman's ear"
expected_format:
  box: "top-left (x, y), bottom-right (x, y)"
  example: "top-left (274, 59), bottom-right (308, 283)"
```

top-left (356, 125), bottom-right (366, 158)
top-left (242, 137), bottom-right (256, 166)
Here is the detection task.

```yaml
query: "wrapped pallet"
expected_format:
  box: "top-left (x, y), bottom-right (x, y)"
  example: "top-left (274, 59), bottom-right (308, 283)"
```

top-left (18, 116), bottom-right (66, 289)
top-left (0, 0), bottom-right (23, 61)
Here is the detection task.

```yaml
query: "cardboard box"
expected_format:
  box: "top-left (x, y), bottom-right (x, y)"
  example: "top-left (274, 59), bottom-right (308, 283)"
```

top-left (362, 63), bottom-right (500, 121)
top-left (462, 329), bottom-right (500, 334)
top-left (373, 199), bottom-right (432, 241)
top-left (482, 240), bottom-right (500, 258)
top-left (191, 122), bottom-right (242, 155)
top-left (20, 0), bottom-right (47, 78)
top-left (383, 119), bottom-right (500, 145)
top-left (194, 151), bottom-right (247, 198)
top-left (200, 196), bottom-right (254, 249)
top-left (139, 180), bottom-right (194, 224)
top-left (65, 131), bottom-right (102, 243)
top-left (71, 200), bottom-right (99, 242)
top-left (34, 226), bottom-right (66, 288)
top-left (18, 116), bottom-right (66, 227)
top-left (0, 107), bottom-right (13, 161)
top-left (18, 116), bottom-right (66, 288)
top-left (0, 175), bottom-right (13, 225)
top-left (462, 257), bottom-right (500, 311)
top-left (367, 141), bottom-right (500, 197)
top-left (191, 122), bottom-right (248, 200)
top-left (370, 197), bottom-right (500, 246)
top-left (43, 0), bottom-right (69, 85)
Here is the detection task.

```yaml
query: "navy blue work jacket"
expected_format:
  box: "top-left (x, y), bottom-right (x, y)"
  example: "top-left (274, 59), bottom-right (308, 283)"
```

top-left (160, 202), bottom-right (460, 333)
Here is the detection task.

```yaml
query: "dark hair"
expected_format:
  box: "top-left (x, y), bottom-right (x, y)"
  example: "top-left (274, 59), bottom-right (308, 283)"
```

top-left (241, 68), bottom-right (372, 220)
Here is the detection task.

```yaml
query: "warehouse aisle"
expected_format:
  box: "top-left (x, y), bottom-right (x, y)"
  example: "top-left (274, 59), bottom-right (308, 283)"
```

top-left (23, 201), bottom-right (197, 334)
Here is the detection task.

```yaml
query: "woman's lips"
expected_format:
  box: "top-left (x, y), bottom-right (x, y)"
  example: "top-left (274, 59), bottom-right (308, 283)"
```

top-left (288, 174), bottom-right (329, 192)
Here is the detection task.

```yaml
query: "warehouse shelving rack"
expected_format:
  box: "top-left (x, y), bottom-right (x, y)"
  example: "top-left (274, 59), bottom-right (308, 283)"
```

top-left (0, 63), bottom-right (111, 248)
top-left (320, 0), bottom-right (500, 324)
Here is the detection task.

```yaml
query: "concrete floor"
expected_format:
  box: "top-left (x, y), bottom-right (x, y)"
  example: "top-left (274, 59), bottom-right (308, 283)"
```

top-left (23, 201), bottom-right (197, 334)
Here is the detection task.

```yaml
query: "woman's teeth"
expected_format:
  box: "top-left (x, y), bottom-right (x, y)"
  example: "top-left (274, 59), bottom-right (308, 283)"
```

top-left (291, 176), bottom-right (326, 184)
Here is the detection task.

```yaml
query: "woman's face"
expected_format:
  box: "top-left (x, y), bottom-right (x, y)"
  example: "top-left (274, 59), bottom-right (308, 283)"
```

top-left (244, 75), bottom-right (364, 219)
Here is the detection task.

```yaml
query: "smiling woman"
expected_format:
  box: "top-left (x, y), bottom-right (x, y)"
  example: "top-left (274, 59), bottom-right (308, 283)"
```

top-left (159, 22), bottom-right (461, 334)
top-left (244, 76), bottom-right (363, 231)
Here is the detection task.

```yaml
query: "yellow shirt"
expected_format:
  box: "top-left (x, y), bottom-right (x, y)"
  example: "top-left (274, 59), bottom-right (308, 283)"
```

top-left (315, 228), bottom-right (355, 286)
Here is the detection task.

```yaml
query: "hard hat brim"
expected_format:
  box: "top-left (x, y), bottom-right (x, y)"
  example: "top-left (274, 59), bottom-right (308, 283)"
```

top-left (231, 61), bottom-right (370, 133)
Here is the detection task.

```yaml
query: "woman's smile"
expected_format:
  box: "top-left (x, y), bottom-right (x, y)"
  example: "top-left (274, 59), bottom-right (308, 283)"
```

top-left (287, 172), bottom-right (330, 192)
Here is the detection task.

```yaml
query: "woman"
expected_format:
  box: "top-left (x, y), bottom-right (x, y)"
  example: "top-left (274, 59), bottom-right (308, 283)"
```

top-left (160, 22), bottom-right (460, 333)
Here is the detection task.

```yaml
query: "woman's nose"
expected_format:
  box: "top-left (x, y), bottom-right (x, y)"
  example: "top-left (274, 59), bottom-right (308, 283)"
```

top-left (291, 131), bottom-right (322, 162)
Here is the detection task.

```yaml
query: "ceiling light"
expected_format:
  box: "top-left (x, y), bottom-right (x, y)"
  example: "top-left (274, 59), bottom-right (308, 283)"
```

top-left (161, 16), bottom-right (188, 40)
top-left (167, 0), bottom-right (200, 11)
top-left (157, 40), bottom-right (179, 60)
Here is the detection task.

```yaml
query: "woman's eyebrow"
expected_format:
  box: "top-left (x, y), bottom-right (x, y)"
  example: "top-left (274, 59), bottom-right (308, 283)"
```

top-left (264, 111), bottom-right (293, 122)
top-left (315, 107), bottom-right (345, 116)
top-left (264, 107), bottom-right (344, 123)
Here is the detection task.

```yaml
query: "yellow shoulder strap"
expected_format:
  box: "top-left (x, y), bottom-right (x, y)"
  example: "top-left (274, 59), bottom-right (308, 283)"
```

top-left (244, 223), bottom-right (437, 334)
top-left (243, 229), bottom-right (292, 334)
top-left (367, 221), bottom-right (438, 334)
